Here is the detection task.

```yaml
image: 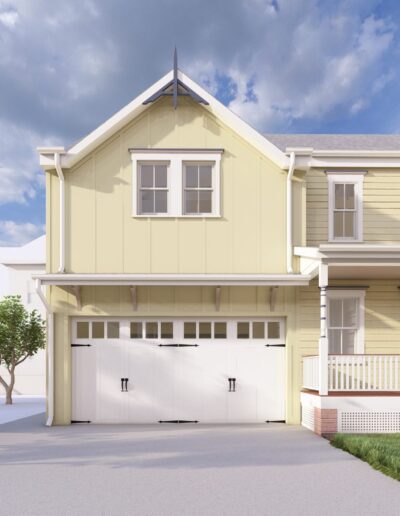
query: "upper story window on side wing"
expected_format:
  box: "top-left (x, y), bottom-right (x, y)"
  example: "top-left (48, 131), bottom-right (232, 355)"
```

top-left (327, 172), bottom-right (365, 242)
top-left (130, 150), bottom-right (222, 218)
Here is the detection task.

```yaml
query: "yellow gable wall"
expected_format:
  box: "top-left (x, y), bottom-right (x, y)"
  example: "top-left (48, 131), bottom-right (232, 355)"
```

top-left (47, 97), bottom-right (293, 274)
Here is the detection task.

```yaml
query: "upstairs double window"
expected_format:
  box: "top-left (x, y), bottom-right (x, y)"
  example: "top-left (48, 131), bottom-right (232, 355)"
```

top-left (327, 173), bottom-right (365, 242)
top-left (131, 150), bottom-right (222, 217)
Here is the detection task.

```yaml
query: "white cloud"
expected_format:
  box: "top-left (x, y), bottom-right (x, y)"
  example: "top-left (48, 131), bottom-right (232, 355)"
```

top-left (187, 3), bottom-right (396, 130)
top-left (0, 8), bottom-right (19, 28)
top-left (0, 221), bottom-right (44, 246)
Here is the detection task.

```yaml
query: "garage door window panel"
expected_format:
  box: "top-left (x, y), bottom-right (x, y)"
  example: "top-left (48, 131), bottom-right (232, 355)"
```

top-left (161, 322), bottom-right (173, 339)
top-left (107, 322), bottom-right (120, 339)
top-left (237, 322), bottom-right (250, 339)
top-left (214, 322), bottom-right (227, 339)
top-left (130, 322), bottom-right (143, 339)
top-left (146, 322), bottom-right (159, 339)
top-left (184, 322), bottom-right (197, 339)
top-left (76, 321), bottom-right (89, 339)
top-left (92, 322), bottom-right (105, 339)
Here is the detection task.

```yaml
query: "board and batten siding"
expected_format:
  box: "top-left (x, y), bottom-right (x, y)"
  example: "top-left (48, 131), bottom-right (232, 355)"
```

top-left (306, 169), bottom-right (400, 246)
top-left (47, 97), bottom-right (294, 275)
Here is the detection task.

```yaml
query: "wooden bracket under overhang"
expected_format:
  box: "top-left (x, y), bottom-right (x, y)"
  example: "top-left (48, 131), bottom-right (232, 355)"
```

top-left (215, 286), bottom-right (221, 311)
top-left (130, 286), bottom-right (137, 311)
top-left (269, 286), bottom-right (278, 312)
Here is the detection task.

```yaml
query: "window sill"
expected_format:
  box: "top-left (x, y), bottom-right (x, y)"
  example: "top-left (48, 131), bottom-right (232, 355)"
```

top-left (131, 213), bottom-right (222, 219)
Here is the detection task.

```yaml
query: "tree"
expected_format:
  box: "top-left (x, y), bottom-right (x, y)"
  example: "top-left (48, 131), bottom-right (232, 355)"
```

top-left (0, 296), bottom-right (45, 405)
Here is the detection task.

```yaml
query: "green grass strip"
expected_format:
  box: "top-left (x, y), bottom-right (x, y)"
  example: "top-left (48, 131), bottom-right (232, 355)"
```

top-left (331, 433), bottom-right (400, 482)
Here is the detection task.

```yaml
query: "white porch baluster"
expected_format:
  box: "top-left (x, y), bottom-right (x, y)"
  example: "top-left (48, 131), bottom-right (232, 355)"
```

top-left (318, 263), bottom-right (328, 395)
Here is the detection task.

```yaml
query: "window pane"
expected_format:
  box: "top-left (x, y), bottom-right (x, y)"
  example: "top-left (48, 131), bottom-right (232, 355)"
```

top-left (186, 165), bottom-right (198, 187)
top-left (329, 299), bottom-right (342, 327)
top-left (184, 322), bottom-right (196, 338)
top-left (343, 298), bottom-right (358, 328)
top-left (77, 321), bottom-right (89, 339)
top-left (328, 329), bottom-right (341, 354)
top-left (141, 165), bottom-right (153, 188)
top-left (345, 184), bottom-right (355, 210)
top-left (107, 322), bottom-right (120, 338)
top-left (237, 322), bottom-right (249, 339)
top-left (146, 322), bottom-right (158, 339)
top-left (155, 190), bottom-right (168, 213)
top-left (92, 322), bottom-right (104, 338)
top-left (342, 330), bottom-right (356, 354)
top-left (161, 322), bottom-right (173, 339)
top-left (154, 165), bottom-right (167, 188)
top-left (185, 190), bottom-right (198, 214)
top-left (199, 322), bottom-right (212, 338)
top-left (334, 212), bottom-right (344, 238)
top-left (140, 190), bottom-right (154, 213)
top-left (214, 322), bottom-right (227, 339)
top-left (199, 190), bottom-right (212, 213)
top-left (335, 184), bottom-right (344, 209)
top-left (130, 322), bottom-right (142, 339)
top-left (267, 322), bottom-right (280, 339)
top-left (344, 212), bottom-right (355, 238)
top-left (253, 322), bottom-right (265, 339)
top-left (199, 165), bottom-right (212, 187)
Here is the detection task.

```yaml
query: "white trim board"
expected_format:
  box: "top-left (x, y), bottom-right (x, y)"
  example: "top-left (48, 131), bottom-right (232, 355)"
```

top-left (38, 69), bottom-right (288, 170)
top-left (34, 273), bottom-right (311, 287)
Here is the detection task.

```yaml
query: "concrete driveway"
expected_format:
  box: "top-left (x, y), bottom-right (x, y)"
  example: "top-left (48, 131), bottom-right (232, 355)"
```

top-left (0, 415), bottom-right (399, 516)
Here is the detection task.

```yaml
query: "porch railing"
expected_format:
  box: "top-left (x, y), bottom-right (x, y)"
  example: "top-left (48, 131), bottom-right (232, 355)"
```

top-left (303, 354), bottom-right (400, 392)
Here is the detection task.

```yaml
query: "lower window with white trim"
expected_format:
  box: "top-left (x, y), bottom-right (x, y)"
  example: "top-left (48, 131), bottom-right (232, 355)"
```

top-left (327, 290), bottom-right (365, 354)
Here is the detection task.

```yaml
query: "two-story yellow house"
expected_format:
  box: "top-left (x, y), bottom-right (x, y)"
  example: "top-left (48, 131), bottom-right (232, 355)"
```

top-left (35, 62), bottom-right (400, 434)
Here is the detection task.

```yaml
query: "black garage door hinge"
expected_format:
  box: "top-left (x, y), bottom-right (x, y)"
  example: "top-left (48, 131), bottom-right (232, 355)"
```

top-left (158, 344), bottom-right (199, 347)
top-left (71, 420), bottom-right (91, 424)
top-left (265, 344), bottom-right (285, 347)
top-left (71, 344), bottom-right (92, 347)
top-left (159, 420), bottom-right (199, 424)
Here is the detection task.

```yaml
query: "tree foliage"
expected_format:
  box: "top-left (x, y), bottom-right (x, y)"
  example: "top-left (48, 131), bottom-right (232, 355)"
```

top-left (0, 295), bottom-right (45, 403)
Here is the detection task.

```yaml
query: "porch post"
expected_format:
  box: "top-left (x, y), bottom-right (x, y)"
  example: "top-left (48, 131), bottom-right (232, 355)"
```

top-left (319, 263), bottom-right (329, 395)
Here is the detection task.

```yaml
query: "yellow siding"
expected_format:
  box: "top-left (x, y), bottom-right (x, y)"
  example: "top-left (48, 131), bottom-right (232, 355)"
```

top-left (306, 168), bottom-right (400, 245)
top-left (48, 97), bottom-right (287, 275)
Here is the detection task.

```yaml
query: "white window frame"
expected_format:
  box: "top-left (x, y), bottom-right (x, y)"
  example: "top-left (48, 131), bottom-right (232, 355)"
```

top-left (131, 150), bottom-right (222, 217)
top-left (327, 172), bottom-right (365, 242)
top-left (137, 161), bottom-right (170, 216)
top-left (327, 290), bottom-right (365, 354)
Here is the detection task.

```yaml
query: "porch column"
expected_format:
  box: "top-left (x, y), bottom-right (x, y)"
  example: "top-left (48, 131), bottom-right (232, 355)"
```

top-left (319, 263), bottom-right (329, 395)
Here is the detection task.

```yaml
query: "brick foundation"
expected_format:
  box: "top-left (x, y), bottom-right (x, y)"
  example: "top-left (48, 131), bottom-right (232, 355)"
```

top-left (314, 408), bottom-right (337, 436)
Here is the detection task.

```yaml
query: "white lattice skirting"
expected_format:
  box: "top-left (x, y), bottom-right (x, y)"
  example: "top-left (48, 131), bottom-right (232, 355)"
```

top-left (340, 411), bottom-right (400, 433)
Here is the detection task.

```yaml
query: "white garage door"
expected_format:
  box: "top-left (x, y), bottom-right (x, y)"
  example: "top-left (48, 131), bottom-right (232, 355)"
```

top-left (72, 318), bottom-right (286, 424)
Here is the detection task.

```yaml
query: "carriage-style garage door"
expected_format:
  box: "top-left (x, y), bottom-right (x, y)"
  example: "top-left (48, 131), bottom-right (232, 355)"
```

top-left (72, 318), bottom-right (286, 424)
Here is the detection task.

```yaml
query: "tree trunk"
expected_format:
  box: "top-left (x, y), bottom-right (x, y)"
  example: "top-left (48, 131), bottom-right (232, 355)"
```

top-left (5, 369), bottom-right (15, 405)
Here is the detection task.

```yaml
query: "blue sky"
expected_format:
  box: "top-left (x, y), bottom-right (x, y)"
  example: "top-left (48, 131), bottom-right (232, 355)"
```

top-left (1, 0), bottom-right (400, 245)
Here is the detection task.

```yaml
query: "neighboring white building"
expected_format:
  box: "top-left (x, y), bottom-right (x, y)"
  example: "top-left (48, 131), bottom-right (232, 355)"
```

top-left (0, 235), bottom-right (46, 395)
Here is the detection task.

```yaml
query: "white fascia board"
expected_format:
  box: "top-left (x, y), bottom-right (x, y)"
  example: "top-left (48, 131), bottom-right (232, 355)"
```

top-left (1, 260), bottom-right (45, 266)
top-left (294, 154), bottom-right (400, 170)
top-left (296, 244), bottom-right (400, 263)
top-left (32, 273), bottom-right (311, 286)
top-left (37, 69), bottom-right (288, 171)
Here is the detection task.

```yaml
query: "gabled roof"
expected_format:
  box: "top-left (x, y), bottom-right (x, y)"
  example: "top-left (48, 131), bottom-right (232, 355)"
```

top-left (266, 134), bottom-right (400, 152)
top-left (38, 70), bottom-right (288, 170)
